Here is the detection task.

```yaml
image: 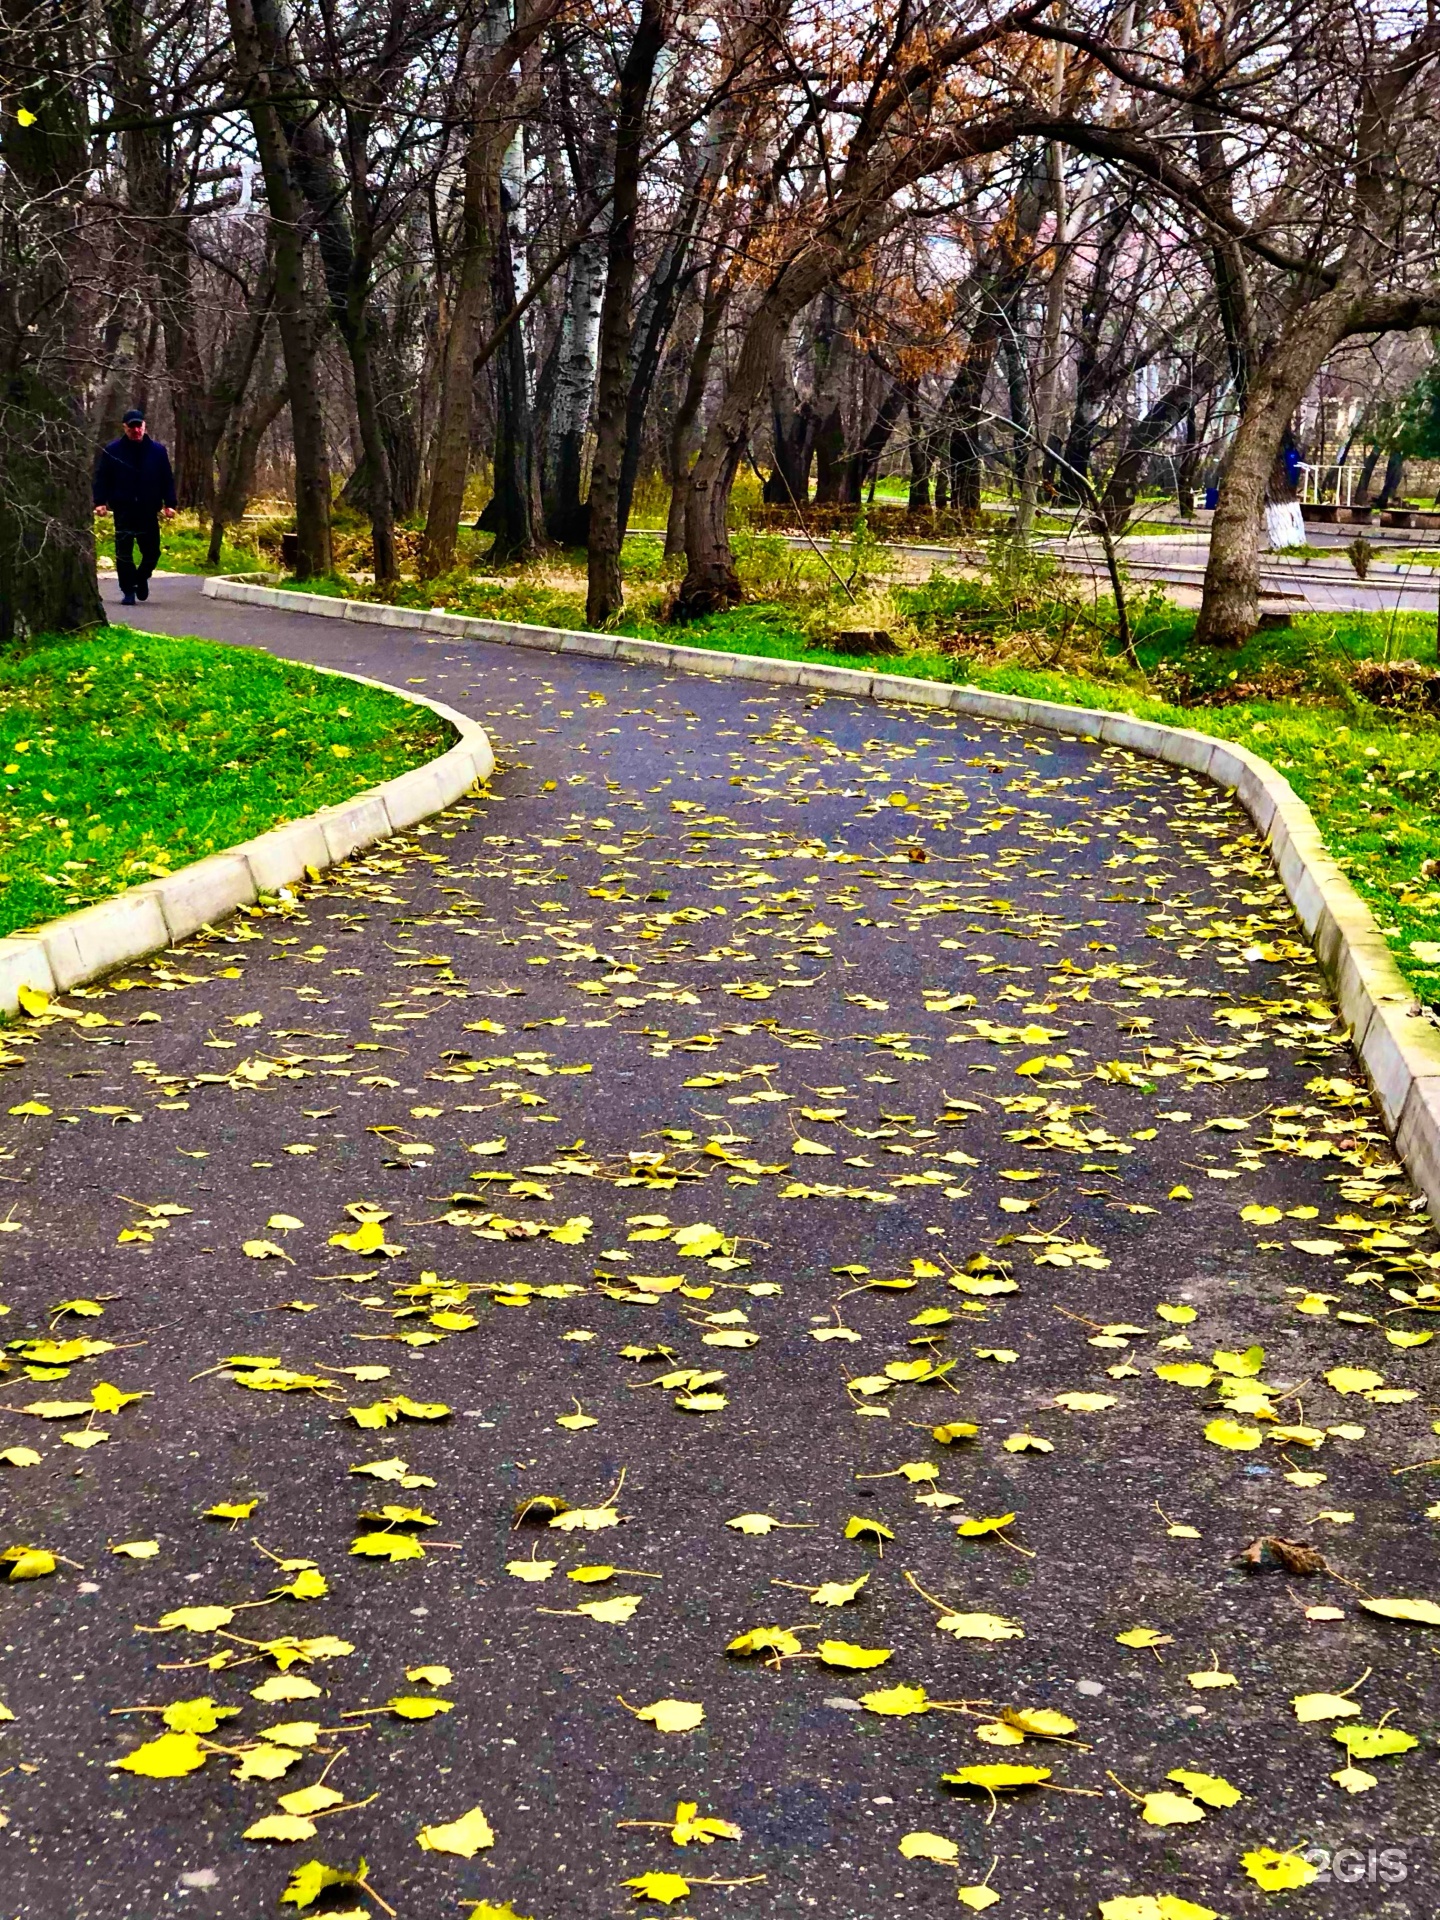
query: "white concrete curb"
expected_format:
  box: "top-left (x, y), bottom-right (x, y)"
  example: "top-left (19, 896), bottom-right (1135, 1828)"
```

top-left (201, 573), bottom-right (1440, 1218)
top-left (0, 652), bottom-right (494, 1018)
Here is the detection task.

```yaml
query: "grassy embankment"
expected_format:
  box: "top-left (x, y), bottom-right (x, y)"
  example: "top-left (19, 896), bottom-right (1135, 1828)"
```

top-left (0, 629), bottom-right (448, 940)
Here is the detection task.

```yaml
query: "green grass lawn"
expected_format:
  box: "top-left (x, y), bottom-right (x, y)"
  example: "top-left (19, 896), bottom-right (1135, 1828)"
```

top-left (95, 518), bottom-right (264, 576)
top-left (0, 628), bottom-right (449, 940)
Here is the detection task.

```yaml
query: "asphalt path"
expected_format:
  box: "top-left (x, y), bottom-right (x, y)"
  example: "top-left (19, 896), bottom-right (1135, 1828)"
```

top-left (1, 574), bottom-right (1437, 1919)
top-left (646, 525), bottom-right (1440, 616)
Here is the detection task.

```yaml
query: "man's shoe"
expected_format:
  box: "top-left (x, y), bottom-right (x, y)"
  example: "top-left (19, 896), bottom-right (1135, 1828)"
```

top-left (120, 592), bottom-right (136, 606)
top-left (135, 580), bottom-right (149, 601)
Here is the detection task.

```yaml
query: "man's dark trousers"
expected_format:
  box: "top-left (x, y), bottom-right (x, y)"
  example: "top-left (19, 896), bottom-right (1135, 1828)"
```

top-left (113, 519), bottom-right (161, 597)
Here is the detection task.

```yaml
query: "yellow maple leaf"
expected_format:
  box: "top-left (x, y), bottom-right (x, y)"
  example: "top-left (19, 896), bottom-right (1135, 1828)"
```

top-left (416, 1805), bottom-right (495, 1857)
top-left (243, 1813), bottom-right (317, 1843)
top-left (670, 1801), bottom-right (741, 1845)
top-left (816, 1639), bottom-right (891, 1670)
top-left (898, 1831), bottom-right (958, 1863)
top-left (942, 1763), bottom-right (1051, 1792)
top-left (632, 1698), bottom-right (704, 1733)
top-left (112, 1731), bottom-right (208, 1778)
top-left (1241, 1847), bottom-right (1317, 1892)
top-left (937, 1611), bottom-right (1024, 1641)
top-left (1140, 1791), bottom-right (1204, 1826)
top-left (1359, 1595), bottom-right (1440, 1627)
top-left (859, 1683), bottom-right (930, 1716)
top-left (623, 1873), bottom-right (690, 1904)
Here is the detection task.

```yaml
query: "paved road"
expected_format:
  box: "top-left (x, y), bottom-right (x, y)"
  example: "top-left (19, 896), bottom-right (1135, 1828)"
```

top-left (2, 575), bottom-right (1437, 1919)
top-left (1066, 539), bottom-right (1440, 619)
top-left (659, 525), bottom-right (1440, 616)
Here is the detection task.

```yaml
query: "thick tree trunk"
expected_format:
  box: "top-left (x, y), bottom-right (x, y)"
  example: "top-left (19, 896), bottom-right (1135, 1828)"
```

top-left (676, 243), bottom-right (842, 616)
top-left (0, 373), bottom-right (105, 641)
top-left (946, 330), bottom-right (1001, 516)
top-left (420, 0), bottom-right (510, 577)
top-left (1193, 290), bottom-right (1355, 646)
top-left (258, 0), bottom-right (396, 583)
top-left (226, 0), bottom-right (332, 577)
top-left (762, 328), bottom-right (814, 505)
top-left (544, 237), bottom-right (605, 543)
top-left (0, 13), bottom-right (104, 639)
top-left (810, 292), bottom-right (851, 505)
top-left (421, 166), bottom-right (493, 574)
top-left (1353, 443), bottom-right (1381, 503)
top-left (486, 159), bottom-right (543, 565)
top-left (585, 0), bottom-right (666, 628)
top-left (664, 274), bottom-right (728, 557)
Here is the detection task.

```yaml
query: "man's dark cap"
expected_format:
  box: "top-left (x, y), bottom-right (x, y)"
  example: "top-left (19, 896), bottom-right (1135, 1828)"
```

top-left (121, 409), bottom-right (145, 426)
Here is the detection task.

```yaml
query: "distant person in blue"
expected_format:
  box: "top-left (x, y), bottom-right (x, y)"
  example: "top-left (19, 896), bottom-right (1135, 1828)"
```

top-left (93, 409), bottom-right (176, 606)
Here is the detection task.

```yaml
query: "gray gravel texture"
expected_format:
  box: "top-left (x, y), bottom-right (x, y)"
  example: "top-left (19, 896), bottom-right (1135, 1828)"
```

top-left (0, 576), bottom-right (1436, 1919)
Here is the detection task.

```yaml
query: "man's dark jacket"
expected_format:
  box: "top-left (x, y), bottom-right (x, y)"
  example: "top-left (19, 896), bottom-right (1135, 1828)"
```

top-left (93, 436), bottom-right (177, 521)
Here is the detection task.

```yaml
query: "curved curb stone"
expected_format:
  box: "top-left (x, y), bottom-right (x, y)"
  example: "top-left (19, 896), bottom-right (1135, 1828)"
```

top-left (0, 657), bottom-right (494, 1018)
top-left (200, 573), bottom-right (1440, 1217)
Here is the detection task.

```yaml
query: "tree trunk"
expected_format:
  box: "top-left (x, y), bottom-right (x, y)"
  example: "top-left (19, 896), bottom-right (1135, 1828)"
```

top-left (1353, 443), bottom-right (1381, 503)
top-left (616, 260), bottom-right (694, 539)
top-left (0, 373), bottom-right (105, 641)
top-left (486, 154), bottom-right (543, 565)
top-left (585, 0), bottom-right (667, 628)
top-left (1050, 195), bottom-right (1129, 504)
top-left (1193, 289), bottom-right (1355, 646)
top-left (1177, 402), bottom-right (1199, 518)
top-left (1375, 447), bottom-right (1405, 509)
top-left (664, 271), bottom-right (728, 557)
top-left (843, 378), bottom-right (905, 503)
top-left (225, 0), bottom-right (332, 577)
top-left (946, 329), bottom-right (1002, 516)
top-left (257, 0), bottom-right (396, 582)
top-left (811, 295), bottom-right (850, 505)
top-left (1098, 355), bottom-right (1222, 528)
top-left (187, 260), bottom-right (276, 543)
top-left (0, 9), bottom-right (104, 639)
top-left (906, 386), bottom-right (931, 509)
top-left (676, 242), bottom-right (842, 616)
top-left (762, 327), bottom-right (814, 505)
top-left (1016, 136), bottom-right (1069, 539)
top-left (544, 237), bottom-right (605, 543)
top-left (1003, 328), bottom-right (1031, 484)
top-left (209, 354), bottom-right (286, 565)
top-left (420, 157), bottom-right (493, 573)
top-left (420, 0), bottom-right (510, 577)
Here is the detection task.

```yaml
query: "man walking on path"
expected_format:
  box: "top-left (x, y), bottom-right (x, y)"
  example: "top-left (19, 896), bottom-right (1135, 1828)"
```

top-left (93, 410), bottom-right (176, 606)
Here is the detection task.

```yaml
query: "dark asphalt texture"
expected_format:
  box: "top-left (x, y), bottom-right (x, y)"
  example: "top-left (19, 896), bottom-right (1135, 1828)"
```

top-left (0, 574), bottom-right (1437, 1919)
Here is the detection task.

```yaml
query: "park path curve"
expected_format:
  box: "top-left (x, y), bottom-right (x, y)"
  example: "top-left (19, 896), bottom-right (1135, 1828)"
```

top-left (0, 573), bottom-right (1434, 1919)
